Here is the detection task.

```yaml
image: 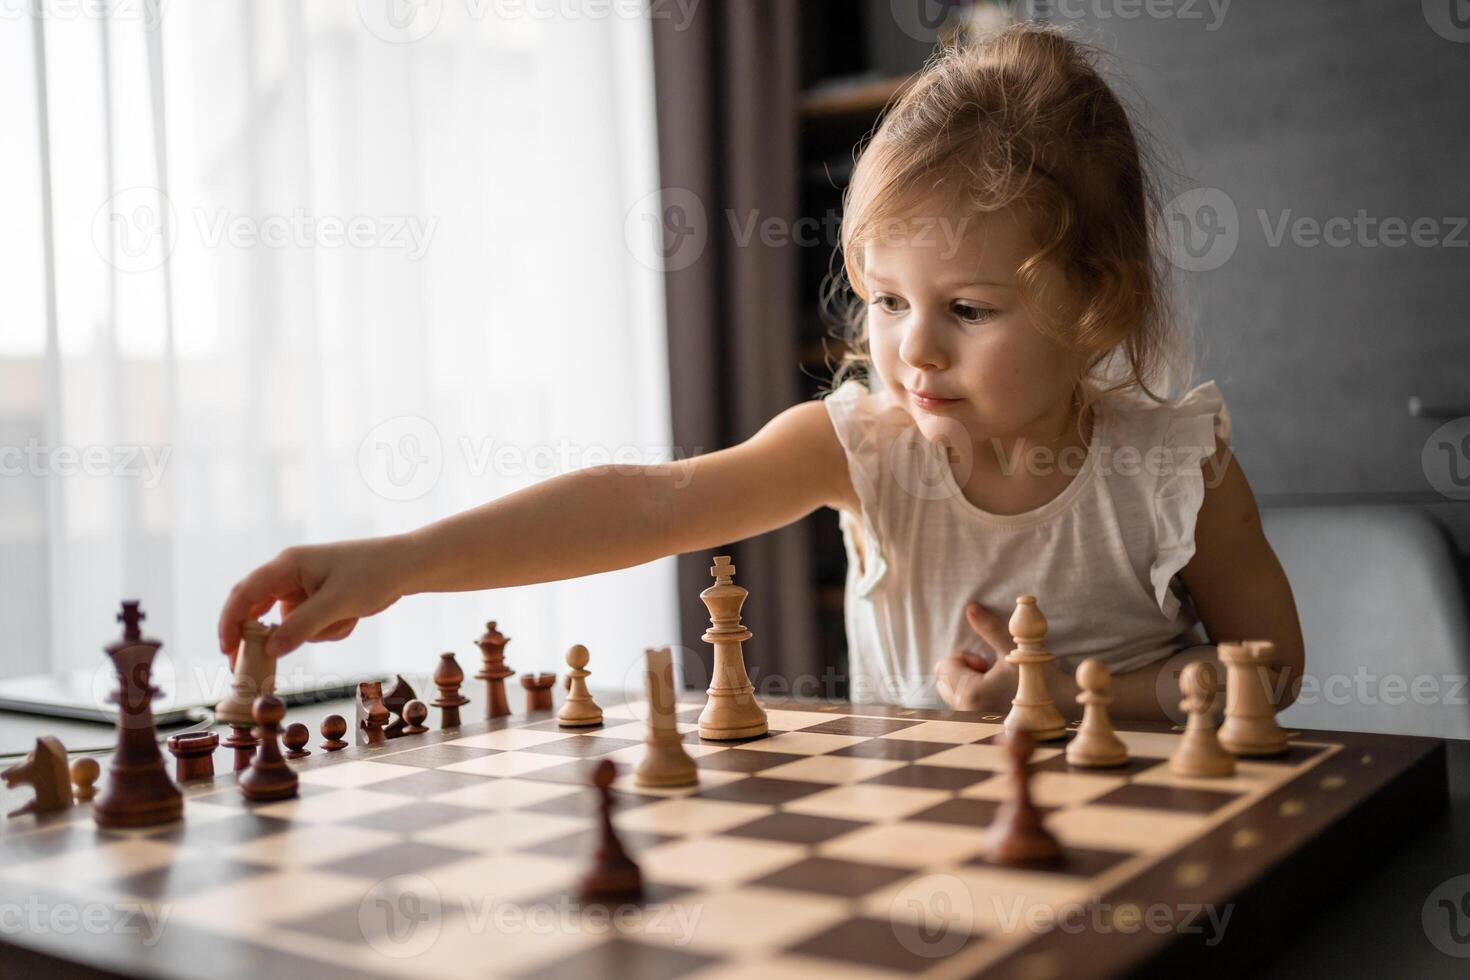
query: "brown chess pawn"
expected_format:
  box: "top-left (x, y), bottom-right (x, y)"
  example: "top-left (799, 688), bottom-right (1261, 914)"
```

top-left (578, 759), bottom-right (643, 901)
top-left (70, 757), bottom-right (100, 802)
top-left (283, 723), bottom-right (311, 760)
top-left (238, 696), bottom-right (298, 802)
top-left (402, 700), bottom-right (430, 735)
top-left (432, 653), bottom-right (470, 729)
top-left (984, 729), bottom-right (1062, 866)
top-left (320, 715), bottom-right (349, 752)
top-left (382, 675), bottom-right (419, 739)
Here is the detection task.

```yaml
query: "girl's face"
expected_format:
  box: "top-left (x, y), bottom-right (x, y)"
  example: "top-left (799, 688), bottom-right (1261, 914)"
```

top-left (863, 203), bottom-right (1084, 456)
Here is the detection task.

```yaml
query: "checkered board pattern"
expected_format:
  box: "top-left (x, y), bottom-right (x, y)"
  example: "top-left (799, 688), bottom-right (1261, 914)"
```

top-left (0, 697), bottom-right (1448, 980)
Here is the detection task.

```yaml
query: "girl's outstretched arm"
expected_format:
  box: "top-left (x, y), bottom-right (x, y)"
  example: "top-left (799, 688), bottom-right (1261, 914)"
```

top-left (218, 401), bottom-right (852, 658)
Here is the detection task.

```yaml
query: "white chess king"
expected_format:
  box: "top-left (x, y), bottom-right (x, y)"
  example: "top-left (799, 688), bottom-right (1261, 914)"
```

top-left (696, 556), bottom-right (768, 740)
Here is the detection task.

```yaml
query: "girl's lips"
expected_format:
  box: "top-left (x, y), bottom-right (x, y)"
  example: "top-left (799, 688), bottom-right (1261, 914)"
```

top-left (910, 389), bottom-right (962, 411)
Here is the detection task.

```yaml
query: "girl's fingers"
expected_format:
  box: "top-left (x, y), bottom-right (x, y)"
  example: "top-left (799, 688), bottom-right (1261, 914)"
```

top-left (964, 601), bottom-right (1012, 658)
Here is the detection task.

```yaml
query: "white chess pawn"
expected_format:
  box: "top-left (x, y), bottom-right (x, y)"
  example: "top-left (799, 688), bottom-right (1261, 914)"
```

top-left (1170, 661), bottom-right (1236, 778)
top-left (557, 645), bottom-right (603, 727)
top-left (1066, 659), bottom-right (1129, 768)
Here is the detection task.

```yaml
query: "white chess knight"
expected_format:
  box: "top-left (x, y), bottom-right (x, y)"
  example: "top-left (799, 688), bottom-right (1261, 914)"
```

top-left (696, 556), bottom-right (768, 740)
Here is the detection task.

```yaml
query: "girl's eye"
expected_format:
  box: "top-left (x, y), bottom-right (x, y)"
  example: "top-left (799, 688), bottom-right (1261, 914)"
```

top-left (954, 303), bottom-right (994, 323)
top-left (872, 295), bottom-right (903, 314)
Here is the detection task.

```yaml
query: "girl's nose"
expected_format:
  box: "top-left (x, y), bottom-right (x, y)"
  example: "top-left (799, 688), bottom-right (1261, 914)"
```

top-left (898, 312), bottom-right (950, 372)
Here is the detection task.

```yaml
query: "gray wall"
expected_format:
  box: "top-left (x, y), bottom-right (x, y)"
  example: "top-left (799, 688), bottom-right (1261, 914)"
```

top-left (1060, 0), bottom-right (1468, 505)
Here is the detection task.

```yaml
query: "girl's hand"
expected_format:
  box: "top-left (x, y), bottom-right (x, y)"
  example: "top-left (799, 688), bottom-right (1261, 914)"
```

top-left (217, 535), bottom-right (414, 661)
top-left (936, 601), bottom-right (1017, 711)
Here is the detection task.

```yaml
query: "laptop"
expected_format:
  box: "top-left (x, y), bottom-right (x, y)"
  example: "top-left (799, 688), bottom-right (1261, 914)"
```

top-left (0, 649), bottom-right (382, 727)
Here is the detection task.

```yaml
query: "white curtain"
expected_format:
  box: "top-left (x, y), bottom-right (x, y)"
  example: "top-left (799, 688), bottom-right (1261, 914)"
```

top-left (1, 0), bottom-right (677, 696)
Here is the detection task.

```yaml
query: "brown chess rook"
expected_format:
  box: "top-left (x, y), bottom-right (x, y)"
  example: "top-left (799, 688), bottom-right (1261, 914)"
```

top-left (93, 602), bottom-right (183, 828)
top-left (239, 696), bottom-right (299, 802)
top-left (320, 715), bottom-right (349, 751)
top-left (475, 621), bottom-right (515, 719)
top-left (432, 652), bottom-right (470, 729)
top-left (356, 680), bottom-right (389, 747)
top-left (520, 673), bottom-right (556, 712)
top-left (166, 731), bottom-right (219, 783)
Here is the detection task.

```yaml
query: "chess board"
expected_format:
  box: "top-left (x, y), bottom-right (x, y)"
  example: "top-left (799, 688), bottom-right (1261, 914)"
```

top-left (0, 697), bottom-right (1448, 980)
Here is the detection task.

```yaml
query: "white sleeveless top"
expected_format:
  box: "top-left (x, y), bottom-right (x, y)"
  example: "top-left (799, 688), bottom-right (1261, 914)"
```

top-left (823, 378), bottom-right (1231, 708)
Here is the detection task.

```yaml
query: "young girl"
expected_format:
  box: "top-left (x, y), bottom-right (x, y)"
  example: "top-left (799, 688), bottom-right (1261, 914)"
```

top-left (218, 23), bottom-right (1303, 722)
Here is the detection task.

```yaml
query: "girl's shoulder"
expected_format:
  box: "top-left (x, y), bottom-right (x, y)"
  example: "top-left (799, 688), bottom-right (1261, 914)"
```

top-left (1099, 379), bottom-right (1232, 455)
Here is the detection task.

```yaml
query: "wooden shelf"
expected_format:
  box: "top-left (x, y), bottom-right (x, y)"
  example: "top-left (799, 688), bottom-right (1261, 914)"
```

top-left (799, 74), bottom-right (915, 120)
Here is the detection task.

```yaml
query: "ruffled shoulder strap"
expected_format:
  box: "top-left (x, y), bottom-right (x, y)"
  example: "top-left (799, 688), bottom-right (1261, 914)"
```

top-left (1108, 381), bottom-right (1232, 618)
top-left (823, 379), bottom-right (906, 592)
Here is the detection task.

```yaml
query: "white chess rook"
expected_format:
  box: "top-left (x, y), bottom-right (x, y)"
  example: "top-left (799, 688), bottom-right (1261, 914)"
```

top-left (636, 646), bottom-right (698, 787)
top-left (697, 556), bottom-right (768, 740)
top-left (1217, 641), bottom-right (1289, 757)
top-left (1002, 596), bottom-right (1067, 742)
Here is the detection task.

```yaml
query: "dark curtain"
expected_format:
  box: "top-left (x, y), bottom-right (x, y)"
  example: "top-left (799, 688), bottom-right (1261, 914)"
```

top-left (649, 2), bottom-right (819, 690)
